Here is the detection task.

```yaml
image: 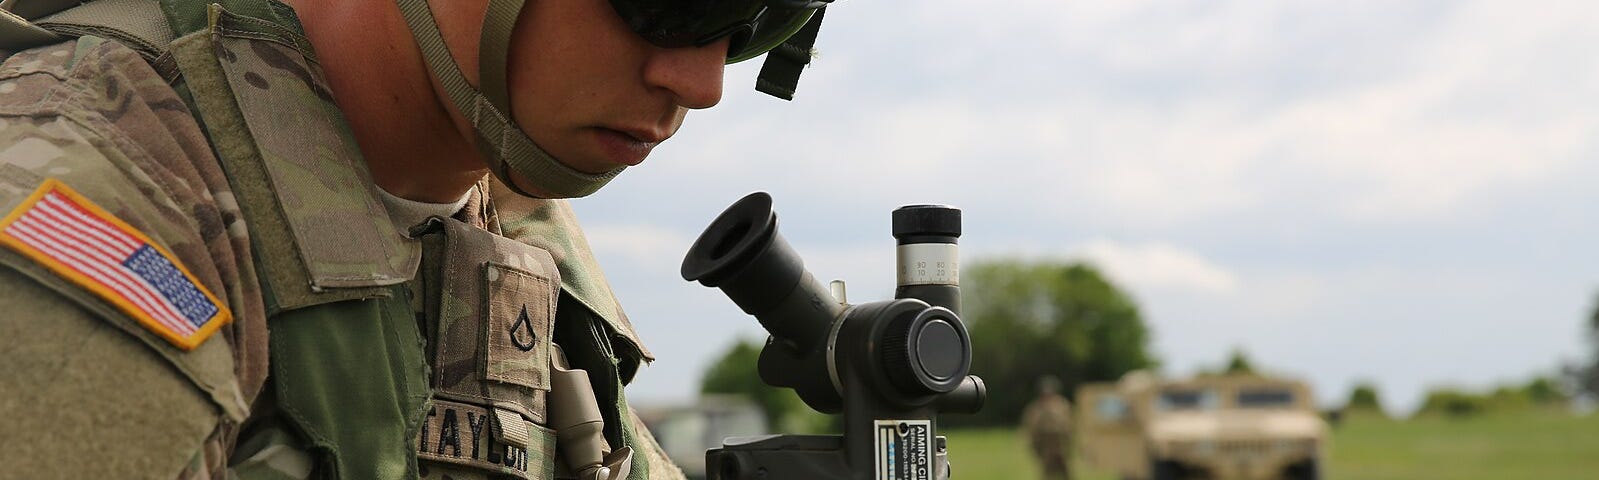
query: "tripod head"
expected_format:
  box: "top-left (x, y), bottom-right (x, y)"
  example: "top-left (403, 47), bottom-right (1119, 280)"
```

top-left (682, 192), bottom-right (985, 480)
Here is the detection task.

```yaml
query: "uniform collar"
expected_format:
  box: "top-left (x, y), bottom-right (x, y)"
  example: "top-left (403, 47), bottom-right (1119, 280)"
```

top-left (479, 178), bottom-right (654, 362)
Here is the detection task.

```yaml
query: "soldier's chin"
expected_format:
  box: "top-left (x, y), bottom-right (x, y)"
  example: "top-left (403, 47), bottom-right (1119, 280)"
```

top-left (504, 171), bottom-right (558, 199)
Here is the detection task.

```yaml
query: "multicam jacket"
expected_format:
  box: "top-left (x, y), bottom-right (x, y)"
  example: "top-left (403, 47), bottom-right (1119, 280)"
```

top-left (1020, 393), bottom-right (1073, 461)
top-left (0, 2), bottom-right (681, 479)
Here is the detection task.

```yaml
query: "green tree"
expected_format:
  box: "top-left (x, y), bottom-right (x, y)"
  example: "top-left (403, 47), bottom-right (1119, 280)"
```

top-left (958, 260), bottom-right (1157, 426)
top-left (1345, 381), bottom-right (1384, 413)
top-left (1567, 292), bottom-right (1599, 399)
top-left (1522, 376), bottom-right (1568, 406)
top-left (699, 338), bottom-right (831, 433)
top-left (700, 338), bottom-right (796, 429)
top-left (1197, 347), bottom-right (1258, 377)
top-left (1223, 347), bottom-right (1256, 375)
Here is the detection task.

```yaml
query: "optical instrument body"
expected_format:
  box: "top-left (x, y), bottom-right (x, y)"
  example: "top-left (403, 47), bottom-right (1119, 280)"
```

top-left (682, 192), bottom-right (984, 480)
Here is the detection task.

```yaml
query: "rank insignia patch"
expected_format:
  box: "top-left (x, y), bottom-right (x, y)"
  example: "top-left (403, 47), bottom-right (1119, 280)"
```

top-left (0, 179), bottom-right (231, 350)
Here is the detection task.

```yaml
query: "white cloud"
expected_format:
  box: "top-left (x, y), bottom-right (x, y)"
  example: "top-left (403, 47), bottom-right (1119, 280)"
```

top-left (750, 0), bottom-right (1599, 228)
top-left (1075, 240), bottom-right (1241, 294)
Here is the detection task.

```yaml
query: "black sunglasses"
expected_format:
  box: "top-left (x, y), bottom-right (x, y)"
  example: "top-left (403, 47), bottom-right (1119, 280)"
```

top-left (609, 0), bottom-right (829, 63)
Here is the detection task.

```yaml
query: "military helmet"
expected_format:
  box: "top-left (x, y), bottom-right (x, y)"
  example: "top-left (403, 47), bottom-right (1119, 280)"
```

top-left (393, 0), bottom-right (833, 199)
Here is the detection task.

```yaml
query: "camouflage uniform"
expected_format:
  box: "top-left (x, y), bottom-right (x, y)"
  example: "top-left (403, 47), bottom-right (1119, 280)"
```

top-left (1020, 392), bottom-right (1074, 480)
top-left (0, 2), bottom-right (681, 479)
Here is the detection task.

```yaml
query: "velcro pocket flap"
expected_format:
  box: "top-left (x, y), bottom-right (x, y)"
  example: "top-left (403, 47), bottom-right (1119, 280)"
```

top-left (493, 407), bottom-right (534, 448)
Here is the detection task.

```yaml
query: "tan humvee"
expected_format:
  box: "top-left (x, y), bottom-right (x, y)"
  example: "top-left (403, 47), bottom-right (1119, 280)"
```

top-left (1076, 371), bottom-right (1326, 480)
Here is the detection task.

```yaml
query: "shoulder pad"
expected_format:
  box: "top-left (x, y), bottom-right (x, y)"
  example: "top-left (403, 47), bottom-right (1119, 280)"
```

top-left (0, 38), bottom-right (254, 418)
top-left (0, 179), bottom-right (249, 420)
top-left (0, 2), bottom-right (65, 54)
top-left (9, 7), bottom-right (421, 316)
top-left (33, 0), bottom-right (177, 61)
top-left (164, 9), bottom-right (419, 313)
top-left (0, 180), bottom-right (231, 350)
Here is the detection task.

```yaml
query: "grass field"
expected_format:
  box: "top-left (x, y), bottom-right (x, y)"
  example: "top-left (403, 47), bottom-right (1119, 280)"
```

top-left (944, 411), bottom-right (1599, 479)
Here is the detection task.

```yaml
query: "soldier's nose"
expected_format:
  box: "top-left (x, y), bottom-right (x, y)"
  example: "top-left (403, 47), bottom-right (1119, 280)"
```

top-left (642, 37), bottom-right (729, 110)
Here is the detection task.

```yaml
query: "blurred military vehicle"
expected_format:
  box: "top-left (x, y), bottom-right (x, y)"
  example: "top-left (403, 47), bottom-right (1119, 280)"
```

top-left (635, 395), bottom-right (770, 480)
top-left (1076, 371), bottom-right (1326, 480)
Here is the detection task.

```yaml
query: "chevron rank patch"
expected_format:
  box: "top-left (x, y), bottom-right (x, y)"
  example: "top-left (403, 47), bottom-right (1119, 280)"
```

top-left (0, 179), bottom-right (231, 351)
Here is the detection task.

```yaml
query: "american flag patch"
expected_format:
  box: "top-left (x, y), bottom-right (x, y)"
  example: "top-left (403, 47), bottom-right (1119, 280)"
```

top-left (0, 179), bottom-right (230, 351)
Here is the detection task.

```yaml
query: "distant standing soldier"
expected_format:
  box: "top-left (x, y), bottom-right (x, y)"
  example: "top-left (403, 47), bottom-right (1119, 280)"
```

top-left (1021, 376), bottom-right (1074, 480)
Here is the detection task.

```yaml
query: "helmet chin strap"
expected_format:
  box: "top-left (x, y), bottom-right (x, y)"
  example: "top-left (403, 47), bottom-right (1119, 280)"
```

top-left (395, 0), bottom-right (626, 199)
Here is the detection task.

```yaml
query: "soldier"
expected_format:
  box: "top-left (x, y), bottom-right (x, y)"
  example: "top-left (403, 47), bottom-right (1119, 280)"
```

top-left (0, 0), bottom-right (832, 478)
top-left (1021, 375), bottom-right (1075, 480)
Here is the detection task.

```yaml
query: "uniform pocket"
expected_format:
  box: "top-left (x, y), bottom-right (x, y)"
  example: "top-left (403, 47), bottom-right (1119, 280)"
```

top-left (420, 216), bottom-right (562, 426)
top-left (482, 262), bottom-right (556, 421)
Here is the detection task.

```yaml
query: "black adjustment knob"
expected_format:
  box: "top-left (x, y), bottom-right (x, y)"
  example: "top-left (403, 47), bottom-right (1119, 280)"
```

top-left (881, 307), bottom-right (970, 397)
top-left (892, 204), bottom-right (961, 245)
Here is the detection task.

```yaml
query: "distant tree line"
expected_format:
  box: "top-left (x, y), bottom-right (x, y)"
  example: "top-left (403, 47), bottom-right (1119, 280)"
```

top-left (1412, 376), bottom-right (1570, 418)
top-left (1342, 376), bottom-right (1571, 419)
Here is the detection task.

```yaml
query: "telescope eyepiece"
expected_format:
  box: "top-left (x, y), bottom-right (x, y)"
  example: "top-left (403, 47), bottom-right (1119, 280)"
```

top-left (681, 192), bottom-right (778, 287)
top-left (682, 192), bottom-right (844, 390)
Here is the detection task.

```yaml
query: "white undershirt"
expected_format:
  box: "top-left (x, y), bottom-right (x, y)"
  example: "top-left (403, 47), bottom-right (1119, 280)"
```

top-left (376, 187), bottom-right (471, 230)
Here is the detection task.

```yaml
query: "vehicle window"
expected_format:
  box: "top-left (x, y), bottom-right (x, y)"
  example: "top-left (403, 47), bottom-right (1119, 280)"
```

top-left (1237, 388), bottom-right (1296, 408)
top-left (1095, 394), bottom-right (1128, 421)
top-left (1155, 388), bottom-right (1217, 411)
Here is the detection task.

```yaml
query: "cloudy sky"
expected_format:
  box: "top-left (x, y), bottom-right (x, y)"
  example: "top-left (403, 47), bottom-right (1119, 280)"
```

top-left (578, 0), bottom-right (1598, 414)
